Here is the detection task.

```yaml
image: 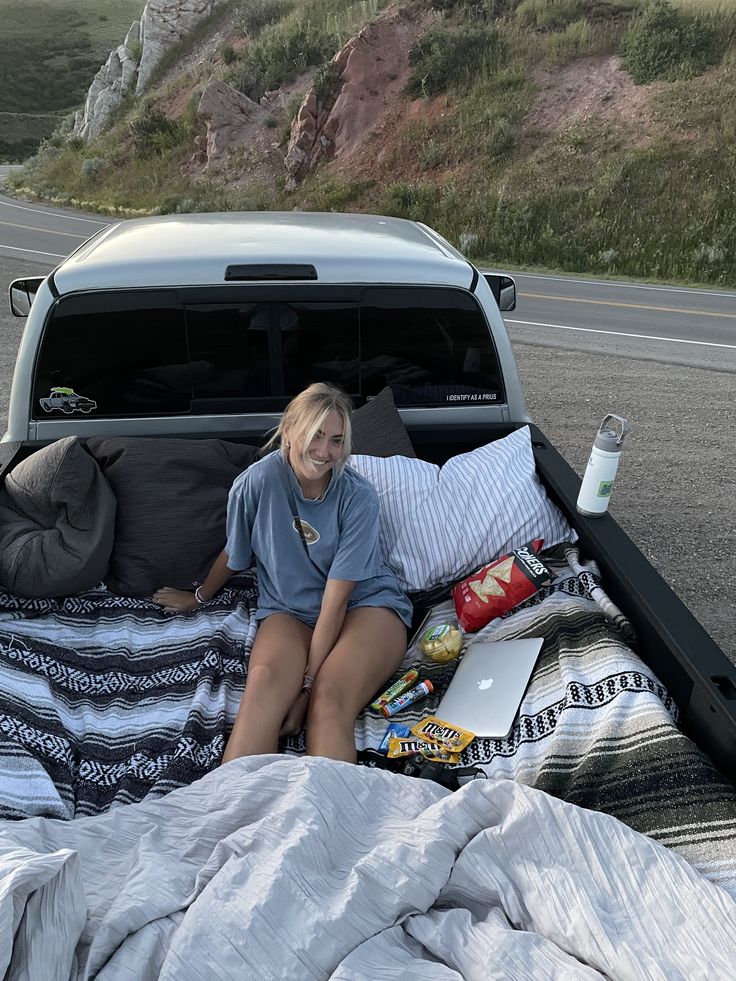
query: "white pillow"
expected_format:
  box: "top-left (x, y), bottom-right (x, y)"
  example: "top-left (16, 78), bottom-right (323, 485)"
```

top-left (349, 426), bottom-right (575, 592)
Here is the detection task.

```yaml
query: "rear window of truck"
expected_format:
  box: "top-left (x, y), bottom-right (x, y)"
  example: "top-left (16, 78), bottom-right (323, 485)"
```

top-left (32, 286), bottom-right (505, 417)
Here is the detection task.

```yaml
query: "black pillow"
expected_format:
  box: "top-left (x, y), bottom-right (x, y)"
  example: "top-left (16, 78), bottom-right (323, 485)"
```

top-left (87, 437), bottom-right (260, 597)
top-left (0, 437), bottom-right (116, 598)
top-left (351, 387), bottom-right (416, 458)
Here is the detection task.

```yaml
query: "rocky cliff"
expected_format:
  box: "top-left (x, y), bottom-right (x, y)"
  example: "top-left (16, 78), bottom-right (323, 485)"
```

top-left (72, 0), bottom-right (221, 141)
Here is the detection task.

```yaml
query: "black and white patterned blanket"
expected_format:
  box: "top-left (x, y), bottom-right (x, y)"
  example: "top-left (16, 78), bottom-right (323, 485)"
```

top-left (0, 578), bottom-right (258, 819)
top-left (1, 547), bottom-right (734, 898)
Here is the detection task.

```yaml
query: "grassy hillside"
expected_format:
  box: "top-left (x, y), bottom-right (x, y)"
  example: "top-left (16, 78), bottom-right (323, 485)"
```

top-left (0, 0), bottom-right (143, 160)
top-left (10, 0), bottom-right (736, 286)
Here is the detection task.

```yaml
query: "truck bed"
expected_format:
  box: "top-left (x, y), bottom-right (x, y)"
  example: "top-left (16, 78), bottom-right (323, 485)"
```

top-left (2, 425), bottom-right (735, 782)
top-left (409, 422), bottom-right (736, 783)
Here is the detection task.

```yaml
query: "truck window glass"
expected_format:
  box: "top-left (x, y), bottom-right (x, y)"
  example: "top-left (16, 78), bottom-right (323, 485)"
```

top-left (33, 292), bottom-right (190, 418)
top-left (359, 287), bottom-right (505, 407)
top-left (185, 300), bottom-right (360, 411)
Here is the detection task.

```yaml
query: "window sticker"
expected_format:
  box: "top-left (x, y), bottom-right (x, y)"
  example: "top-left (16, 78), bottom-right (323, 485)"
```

top-left (39, 387), bottom-right (97, 415)
top-left (445, 393), bottom-right (498, 403)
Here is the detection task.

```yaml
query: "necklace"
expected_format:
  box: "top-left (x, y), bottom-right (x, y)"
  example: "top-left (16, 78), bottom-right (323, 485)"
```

top-left (305, 480), bottom-right (328, 501)
top-left (287, 456), bottom-right (330, 501)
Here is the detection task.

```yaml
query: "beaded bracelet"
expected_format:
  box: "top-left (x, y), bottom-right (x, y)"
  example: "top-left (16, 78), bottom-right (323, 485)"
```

top-left (301, 674), bottom-right (315, 695)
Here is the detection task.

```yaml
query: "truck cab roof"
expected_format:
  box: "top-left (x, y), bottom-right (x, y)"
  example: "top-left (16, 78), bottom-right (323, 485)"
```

top-left (54, 212), bottom-right (475, 294)
top-left (6, 209), bottom-right (527, 444)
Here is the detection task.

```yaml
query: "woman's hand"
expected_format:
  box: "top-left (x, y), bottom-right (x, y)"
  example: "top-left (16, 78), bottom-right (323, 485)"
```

top-left (279, 691), bottom-right (310, 737)
top-left (152, 587), bottom-right (198, 614)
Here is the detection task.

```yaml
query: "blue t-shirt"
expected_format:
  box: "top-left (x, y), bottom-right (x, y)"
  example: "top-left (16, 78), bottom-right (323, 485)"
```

top-left (225, 451), bottom-right (412, 628)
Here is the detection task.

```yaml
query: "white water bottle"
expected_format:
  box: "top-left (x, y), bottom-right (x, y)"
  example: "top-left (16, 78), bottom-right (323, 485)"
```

top-left (576, 414), bottom-right (631, 517)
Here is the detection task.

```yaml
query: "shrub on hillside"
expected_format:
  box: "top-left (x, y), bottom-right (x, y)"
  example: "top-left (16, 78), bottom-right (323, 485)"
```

top-left (130, 104), bottom-right (183, 158)
top-left (80, 157), bottom-right (105, 182)
top-left (408, 24), bottom-right (506, 97)
top-left (220, 43), bottom-right (236, 64)
top-left (427, 0), bottom-right (514, 15)
top-left (231, 19), bottom-right (334, 101)
top-left (515, 0), bottom-right (587, 30)
top-left (383, 181), bottom-right (441, 221)
top-left (235, 0), bottom-right (294, 37)
top-left (287, 91), bottom-right (305, 121)
top-left (313, 61), bottom-right (343, 106)
top-left (621, 0), bottom-right (723, 84)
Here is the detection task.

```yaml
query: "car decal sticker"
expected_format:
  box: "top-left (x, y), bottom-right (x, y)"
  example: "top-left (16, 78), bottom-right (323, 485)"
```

top-left (39, 387), bottom-right (97, 415)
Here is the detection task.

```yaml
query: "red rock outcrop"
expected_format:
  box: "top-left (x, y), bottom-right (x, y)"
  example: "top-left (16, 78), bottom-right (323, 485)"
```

top-left (285, 5), bottom-right (435, 188)
top-left (198, 79), bottom-right (261, 168)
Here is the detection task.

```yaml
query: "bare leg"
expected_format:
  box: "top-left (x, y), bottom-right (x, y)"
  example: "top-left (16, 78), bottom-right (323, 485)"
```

top-left (222, 613), bottom-right (312, 762)
top-left (306, 607), bottom-right (407, 763)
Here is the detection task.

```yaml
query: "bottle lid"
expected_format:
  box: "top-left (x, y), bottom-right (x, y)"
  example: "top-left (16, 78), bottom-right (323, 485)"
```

top-left (594, 414), bottom-right (631, 451)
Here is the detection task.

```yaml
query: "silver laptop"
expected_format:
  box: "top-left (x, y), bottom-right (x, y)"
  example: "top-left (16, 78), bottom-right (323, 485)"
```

top-left (436, 638), bottom-right (544, 738)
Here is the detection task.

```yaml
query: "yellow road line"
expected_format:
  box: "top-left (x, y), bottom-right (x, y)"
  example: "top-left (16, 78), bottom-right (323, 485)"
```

top-left (0, 219), bottom-right (86, 240)
top-left (524, 291), bottom-right (736, 320)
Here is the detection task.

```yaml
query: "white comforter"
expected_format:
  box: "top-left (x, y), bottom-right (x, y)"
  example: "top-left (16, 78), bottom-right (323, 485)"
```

top-left (0, 757), bottom-right (734, 980)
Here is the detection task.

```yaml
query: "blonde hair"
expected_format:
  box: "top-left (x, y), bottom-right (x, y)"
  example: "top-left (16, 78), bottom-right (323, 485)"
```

top-left (265, 383), bottom-right (353, 476)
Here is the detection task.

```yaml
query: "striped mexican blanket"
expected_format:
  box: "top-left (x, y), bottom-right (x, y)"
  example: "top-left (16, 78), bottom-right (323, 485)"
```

top-left (0, 546), bottom-right (734, 899)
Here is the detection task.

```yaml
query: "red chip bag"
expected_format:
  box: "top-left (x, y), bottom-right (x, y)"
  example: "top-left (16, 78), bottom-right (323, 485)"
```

top-left (452, 539), bottom-right (552, 632)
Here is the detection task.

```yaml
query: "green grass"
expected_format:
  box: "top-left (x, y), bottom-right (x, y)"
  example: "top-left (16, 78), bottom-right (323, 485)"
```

top-left (379, 135), bottom-right (736, 284)
top-left (652, 56), bottom-right (736, 139)
top-left (621, 0), bottom-right (724, 83)
top-left (227, 0), bottom-right (385, 100)
top-left (0, 0), bottom-right (143, 159)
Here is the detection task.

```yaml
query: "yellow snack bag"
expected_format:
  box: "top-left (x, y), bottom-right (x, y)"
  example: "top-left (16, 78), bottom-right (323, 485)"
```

top-left (411, 716), bottom-right (475, 752)
top-left (386, 737), bottom-right (460, 764)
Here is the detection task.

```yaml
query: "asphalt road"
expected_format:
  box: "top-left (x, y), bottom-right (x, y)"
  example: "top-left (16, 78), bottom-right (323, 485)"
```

top-left (504, 272), bottom-right (736, 372)
top-left (0, 189), bottom-right (110, 263)
top-left (0, 194), bottom-right (734, 663)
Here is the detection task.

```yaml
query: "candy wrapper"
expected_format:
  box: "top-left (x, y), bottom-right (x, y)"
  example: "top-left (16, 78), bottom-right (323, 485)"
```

top-left (378, 723), bottom-right (412, 753)
top-left (451, 539), bottom-right (552, 632)
top-left (381, 680), bottom-right (434, 717)
top-left (411, 716), bottom-right (475, 752)
top-left (386, 738), bottom-right (460, 764)
top-left (371, 669), bottom-right (419, 713)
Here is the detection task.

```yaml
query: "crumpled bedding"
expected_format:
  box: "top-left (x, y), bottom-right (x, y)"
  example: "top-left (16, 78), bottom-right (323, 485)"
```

top-left (0, 756), bottom-right (734, 980)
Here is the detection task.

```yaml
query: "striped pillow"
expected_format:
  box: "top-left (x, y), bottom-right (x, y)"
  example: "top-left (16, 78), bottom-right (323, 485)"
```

top-left (349, 426), bottom-right (574, 592)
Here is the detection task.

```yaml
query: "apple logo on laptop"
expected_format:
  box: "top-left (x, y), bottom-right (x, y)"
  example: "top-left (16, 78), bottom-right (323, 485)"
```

top-left (477, 678), bottom-right (494, 690)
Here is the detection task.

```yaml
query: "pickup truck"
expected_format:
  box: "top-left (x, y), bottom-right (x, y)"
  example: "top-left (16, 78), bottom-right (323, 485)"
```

top-left (3, 209), bottom-right (735, 790)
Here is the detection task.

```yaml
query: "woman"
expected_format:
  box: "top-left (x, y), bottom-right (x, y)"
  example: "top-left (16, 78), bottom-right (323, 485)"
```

top-left (152, 383), bottom-right (412, 764)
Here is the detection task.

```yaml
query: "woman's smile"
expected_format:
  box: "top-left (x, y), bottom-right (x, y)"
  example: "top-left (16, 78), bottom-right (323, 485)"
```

top-left (288, 410), bottom-right (346, 494)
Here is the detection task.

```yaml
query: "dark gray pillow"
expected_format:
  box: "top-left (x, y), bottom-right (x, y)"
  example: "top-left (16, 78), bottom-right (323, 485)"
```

top-left (351, 387), bottom-right (416, 458)
top-left (0, 436), bottom-right (116, 598)
top-left (86, 437), bottom-right (260, 597)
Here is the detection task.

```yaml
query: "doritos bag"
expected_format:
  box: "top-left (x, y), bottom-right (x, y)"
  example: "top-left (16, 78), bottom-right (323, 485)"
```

top-left (452, 539), bottom-right (552, 632)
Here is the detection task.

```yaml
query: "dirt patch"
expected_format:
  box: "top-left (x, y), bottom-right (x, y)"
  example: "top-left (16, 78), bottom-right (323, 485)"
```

top-left (158, 77), bottom-right (199, 121)
top-left (523, 55), bottom-right (663, 145)
top-left (336, 91), bottom-right (452, 185)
